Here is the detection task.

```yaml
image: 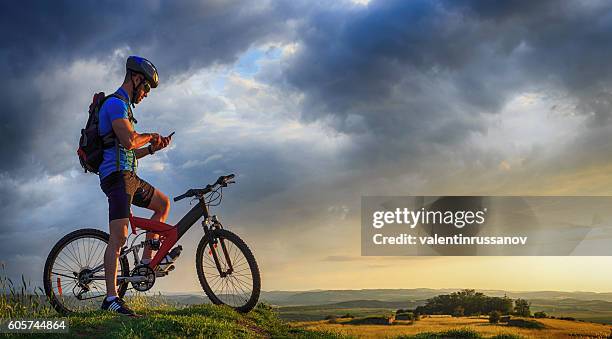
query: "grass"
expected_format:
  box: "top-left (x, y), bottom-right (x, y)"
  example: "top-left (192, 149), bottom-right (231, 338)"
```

top-left (292, 315), bottom-right (612, 339)
top-left (0, 268), bottom-right (345, 338)
top-left (397, 328), bottom-right (523, 339)
top-left (54, 303), bottom-right (346, 338)
top-left (0, 264), bottom-right (55, 319)
top-left (278, 305), bottom-right (396, 322)
top-left (504, 319), bottom-right (545, 329)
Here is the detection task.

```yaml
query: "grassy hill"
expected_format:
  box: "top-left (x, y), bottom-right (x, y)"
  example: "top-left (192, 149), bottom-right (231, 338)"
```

top-left (0, 291), bottom-right (343, 338)
top-left (50, 303), bottom-right (343, 338)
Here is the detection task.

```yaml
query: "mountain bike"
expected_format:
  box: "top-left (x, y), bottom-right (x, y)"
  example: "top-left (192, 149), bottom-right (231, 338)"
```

top-left (43, 174), bottom-right (261, 314)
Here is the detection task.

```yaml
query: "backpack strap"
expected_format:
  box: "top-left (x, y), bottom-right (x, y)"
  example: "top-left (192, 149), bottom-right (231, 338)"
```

top-left (99, 93), bottom-right (137, 172)
top-left (108, 93), bottom-right (137, 124)
top-left (98, 94), bottom-right (126, 149)
top-left (108, 93), bottom-right (138, 172)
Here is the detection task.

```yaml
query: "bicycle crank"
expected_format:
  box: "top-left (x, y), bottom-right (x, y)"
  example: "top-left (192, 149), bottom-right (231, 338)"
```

top-left (130, 264), bottom-right (156, 292)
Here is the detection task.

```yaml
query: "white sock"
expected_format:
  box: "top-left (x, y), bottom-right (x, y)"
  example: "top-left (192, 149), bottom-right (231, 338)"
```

top-left (105, 296), bottom-right (117, 302)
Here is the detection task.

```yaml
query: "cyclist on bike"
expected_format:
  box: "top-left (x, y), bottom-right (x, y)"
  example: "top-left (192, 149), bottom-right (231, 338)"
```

top-left (98, 56), bottom-right (172, 316)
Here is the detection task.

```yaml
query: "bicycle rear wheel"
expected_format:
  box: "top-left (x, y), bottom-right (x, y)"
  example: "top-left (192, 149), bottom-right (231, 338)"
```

top-left (196, 229), bottom-right (260, 313)
top-left (43, 228), bottom-right (130, 314)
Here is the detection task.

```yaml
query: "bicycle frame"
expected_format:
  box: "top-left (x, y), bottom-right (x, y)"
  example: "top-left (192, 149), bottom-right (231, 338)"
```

top-left (129, 199), bottom-right (210, 268)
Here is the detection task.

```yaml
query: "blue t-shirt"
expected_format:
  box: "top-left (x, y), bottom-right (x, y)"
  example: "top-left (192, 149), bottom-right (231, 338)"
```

top-left (98, 88), bottom-right (137, 180)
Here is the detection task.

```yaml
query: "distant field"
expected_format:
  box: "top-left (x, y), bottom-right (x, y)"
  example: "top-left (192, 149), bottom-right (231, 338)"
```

top-left (530, 298), bottom-right (612, 325)
top-left (291, 316), bottom-right (612, 339)
top-left (277, 298), bottom-right (612, 325)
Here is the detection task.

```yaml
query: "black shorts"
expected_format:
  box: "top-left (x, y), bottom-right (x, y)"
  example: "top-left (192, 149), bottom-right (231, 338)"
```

top-left (100, 171), bottom-right (156, 221)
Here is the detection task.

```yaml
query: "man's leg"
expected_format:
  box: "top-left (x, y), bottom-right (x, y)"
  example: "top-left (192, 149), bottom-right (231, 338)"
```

top-left (141, 189), bottom-right (170, 261)
top-left (104, 218), bottom-right (129, 297)
top-left (102, 217), bottom-right (137, 316)
top-left (100, 171), bottom-right (138, 316)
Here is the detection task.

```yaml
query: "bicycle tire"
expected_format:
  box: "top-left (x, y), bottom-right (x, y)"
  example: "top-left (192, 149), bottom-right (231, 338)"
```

top-left (43, 228), bottom-right (130, 315)
top-left (196, 229), bottom-right (261, 313)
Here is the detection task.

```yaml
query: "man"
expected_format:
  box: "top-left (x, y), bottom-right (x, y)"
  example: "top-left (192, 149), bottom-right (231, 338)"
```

top-left (98, 56), bottom-right (172, 316)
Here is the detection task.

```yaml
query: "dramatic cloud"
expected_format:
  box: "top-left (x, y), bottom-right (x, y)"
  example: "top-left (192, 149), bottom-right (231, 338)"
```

top-left (281, 0), bottom-right (612, 171)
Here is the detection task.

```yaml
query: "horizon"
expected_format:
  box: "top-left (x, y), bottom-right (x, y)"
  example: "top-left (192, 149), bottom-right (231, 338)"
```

top-left (170, 287), bottom-right (612, 294)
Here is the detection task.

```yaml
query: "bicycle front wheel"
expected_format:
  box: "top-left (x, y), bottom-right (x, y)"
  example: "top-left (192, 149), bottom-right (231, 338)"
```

top-left (196, 229), bottom-right (260, 313)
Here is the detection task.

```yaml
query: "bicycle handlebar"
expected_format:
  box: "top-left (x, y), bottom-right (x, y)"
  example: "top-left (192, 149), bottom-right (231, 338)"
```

top-left (173, 174), bottom-right (235, 202)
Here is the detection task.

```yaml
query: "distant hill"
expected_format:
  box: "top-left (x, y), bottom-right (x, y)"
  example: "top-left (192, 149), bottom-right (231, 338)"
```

top-left (282, 299), bottom-right (420, 310)
top-left (260, 288), bottom-right (452, 306)
top-left (256, 288), bottom-right (612, 306)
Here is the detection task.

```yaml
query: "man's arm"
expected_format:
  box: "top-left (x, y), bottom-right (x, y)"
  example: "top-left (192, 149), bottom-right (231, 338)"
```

top-left (135, 147), bottom-right (151, 159)
top-left (111, 118), bottom-right (158, 150)
top-left (134, 134), bottom-right (172, 159)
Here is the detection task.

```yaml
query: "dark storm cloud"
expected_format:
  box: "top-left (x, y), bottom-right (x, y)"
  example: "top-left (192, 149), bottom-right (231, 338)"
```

top-left (0, 1), bottom-right (298, 76)
top-left (283, 0), bottom-right (612, 146)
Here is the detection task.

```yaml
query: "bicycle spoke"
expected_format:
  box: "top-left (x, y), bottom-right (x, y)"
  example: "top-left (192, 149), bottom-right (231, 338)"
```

top-left (72, 241), bottom-right (83, 268)
top-left (63, 244), bottom-right (81, 269)
top-left (229, 276), bottom-right (250, 295)
top-left (51, 272), bottom-right (78, 280)
top-left (90, 238), bottom-right (101, 267)
top-left (91, 241), bottom-right (104, 268)
top-left (72, 241), bottom-right (84, 268)
top-left (92, 244), bottom-right (105, 270)
top-left (85, 239), bottom-right (94, 267)
top-left (53, 257), bottom-right (76, 273)
top-left (232, 266), bottom-right (252, 274)
top-left (231, 243), bottom-right (240, 266)
top-left (230, 274), bottom-right (252, 289)
top-left (232, 277), bottom-right (248, 302)
top-left (209, 280), bottom-right (223, 295)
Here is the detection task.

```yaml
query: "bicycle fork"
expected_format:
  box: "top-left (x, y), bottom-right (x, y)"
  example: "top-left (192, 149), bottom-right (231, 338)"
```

top-left (204, 216), bottom-right (234, 277)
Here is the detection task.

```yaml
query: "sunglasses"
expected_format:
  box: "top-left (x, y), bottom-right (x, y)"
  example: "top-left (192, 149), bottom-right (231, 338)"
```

top-left (142, 81), bottom-right (151, 94)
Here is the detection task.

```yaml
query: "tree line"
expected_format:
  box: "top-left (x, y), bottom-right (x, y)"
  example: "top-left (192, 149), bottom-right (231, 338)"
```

top-left (414, 289), bottom-right (531, 316)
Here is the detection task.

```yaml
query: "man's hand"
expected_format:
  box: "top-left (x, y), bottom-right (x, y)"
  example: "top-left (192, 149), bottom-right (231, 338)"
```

top-left (150, 133), bottom-right (171, 152)
top-left (149, 133), bottom-right (161, 147)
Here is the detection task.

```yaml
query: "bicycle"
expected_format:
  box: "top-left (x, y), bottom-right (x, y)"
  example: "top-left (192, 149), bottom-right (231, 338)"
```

top-left (43, 174), bottom-right (261, 314)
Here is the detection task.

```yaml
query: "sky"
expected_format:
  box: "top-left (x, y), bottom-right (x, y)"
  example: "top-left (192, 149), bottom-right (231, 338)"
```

top-left (1, 0), bottom-right (612, 294)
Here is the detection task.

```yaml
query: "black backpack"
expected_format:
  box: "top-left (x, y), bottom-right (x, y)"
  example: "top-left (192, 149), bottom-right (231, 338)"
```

top-left (77, 92), bottom-right (131, 174)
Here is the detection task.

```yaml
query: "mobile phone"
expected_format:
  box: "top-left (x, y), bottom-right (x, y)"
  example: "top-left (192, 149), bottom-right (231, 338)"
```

top-left (168, 131), bottom-right (175, 138)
